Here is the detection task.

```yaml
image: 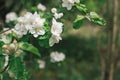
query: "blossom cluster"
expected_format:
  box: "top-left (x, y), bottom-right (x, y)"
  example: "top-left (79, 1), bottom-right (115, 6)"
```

top-left (49, 8), bottom-right (63, 46)
top-left (62, 0), bottom-right (80, 10)
top-left (5, 8), bottom-right (64, 46)
top-left (15, 12), bottom-right (45, 38)
top-left (2, 39), bottom-right (23, 56)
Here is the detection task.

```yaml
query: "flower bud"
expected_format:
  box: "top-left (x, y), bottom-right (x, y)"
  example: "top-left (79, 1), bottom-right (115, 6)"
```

top-left (16, 51), bottom-right (21, 55)
top-left (13, 40), bottom-right (17, 44)
top-left (5, 50), bottom-right (10, 54)
top-left (2, 45), bottom-right (8, 49)
top-left (18, 45), bottom-right (22, 49)
top-left (8, 43), bottom-right (15, 51)
top-left (51, 8), bottom-right (57, 13)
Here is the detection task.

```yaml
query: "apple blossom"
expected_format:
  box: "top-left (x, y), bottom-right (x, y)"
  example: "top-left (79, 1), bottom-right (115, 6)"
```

top-left (14, 23), bottom-right (28, 35)
top-left (29, 23), bottom-right (45, 38)
top-left (62, 0), bottom-right (74, 10)
top-left (50, 51), bottom-right (65, 63)
top-left (51, 8), bottom-right (57, 13)
top-left (37, 3), bottom-right (46, 11)
top-left (54, 13), bottom-right (63, 19)
top-left (62, 0), bottom-right (80, 10)
top-left (49, 34), bottom-right (62, 46)
top-left (6, 12), bottom-right (17, 23)
top-left (51, 18), bottom-right (63, 36)
top-left (37, 60), bottom-right (46, 69)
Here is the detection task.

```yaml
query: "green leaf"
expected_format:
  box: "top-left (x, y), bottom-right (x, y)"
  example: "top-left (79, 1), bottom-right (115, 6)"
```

top-left (6, 21), bottom-right (17, 28)
top-left (19, 42), bottom-right (40, 57)
top-left (0, 56), bottom-right (5, 70)
top-left (89, 12), bottom-right (106, 26)
top-left (38, 38), bottom-right (50, 48)
top-left (89, 12), bottom-right (99, 18)
top-left (73, 15), bottom-right (85, 29)
top-left (9, 57), bottom-right (25, 80)
top-left (0, 41), bottom-right (4, 47)
top-left (92, 18), bottom-right (106, 26)
top-left (75, 3), bottom-right (88, 14)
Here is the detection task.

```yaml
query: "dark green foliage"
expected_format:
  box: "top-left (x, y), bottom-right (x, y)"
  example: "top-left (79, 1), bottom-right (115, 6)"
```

top-left (73, 15), bottom-right (85, 29)
top-left (6, 21), bottom-right (17, 28)
top-left (19, 42), bottom-right (40, 57)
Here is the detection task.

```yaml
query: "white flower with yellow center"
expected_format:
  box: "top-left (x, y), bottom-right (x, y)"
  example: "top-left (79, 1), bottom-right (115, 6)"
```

top-left (29, 23), bottom-right (45, 38)
top-left (28, 12), bottom-right (45, 38)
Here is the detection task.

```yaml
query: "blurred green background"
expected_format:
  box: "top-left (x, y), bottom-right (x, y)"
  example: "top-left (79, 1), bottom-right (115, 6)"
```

top-left (0, 0), bottom-right (120, 80)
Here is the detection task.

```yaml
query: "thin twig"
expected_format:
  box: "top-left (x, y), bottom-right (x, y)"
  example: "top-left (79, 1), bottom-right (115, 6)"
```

top-left (0, 28), bottom-right (12, 34)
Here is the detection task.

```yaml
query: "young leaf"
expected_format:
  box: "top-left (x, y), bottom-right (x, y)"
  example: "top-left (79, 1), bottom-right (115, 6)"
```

top-left (75, 3), bottom-right (88, 14)
top-left (19, 42), bottom-right (40, 57)
top-left (73, 15), bottom-right (85, 29)
top-left (89, 12), bottom-right (106, 26)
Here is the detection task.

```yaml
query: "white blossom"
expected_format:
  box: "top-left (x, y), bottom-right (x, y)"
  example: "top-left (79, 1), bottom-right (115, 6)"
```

top-left (14, 16), bottom-right (28, 37)
top-left (29, 23), bottom-right (45, 38)
top-left (37, 3), bottom-right (46, 11)
top-left (62, 0), bottom-right (74, 10)
top-left (0, 35), bottom-right (11, 43)
top-left (17, 16), bottom-right (25, 23)
top-left (12, 29), bottom-right (24, 38)
top-left (24, 12), bottom-right (33, 25)
top-left (14, 23), bottom-right (28, 35)
top-left (33, 12), bottom-right (45, 27)
top-left (50, 51), bottom-right (65, 63)
top-left (49, 34), bottom-right (62, 46)
top-left (51, 8), bottom-right (57, 13)
top-left (49, 18), bottom-right (63, 46)
top-left (51, 18), bottom-right (63, 36)
top-left (37, 60), bottom-right (46, 69)
top-left (51, 8), bottom-right (63, 19)
top-left (6, 12), bottom-right (17, 23)
top-left (13, 12), bottom-right (46, 38)
top-left (62, 0), bottom-right (80, 10)
top-left (54, 13), bottom-right (63, 19)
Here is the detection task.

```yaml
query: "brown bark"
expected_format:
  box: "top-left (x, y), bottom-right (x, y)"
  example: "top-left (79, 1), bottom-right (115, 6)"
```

top-left (108, 0), bottom-right (118, 80)
top-left (104, 0), bottom-right (114, 79)
top-left (102, 0), bottom-right (119, 80)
